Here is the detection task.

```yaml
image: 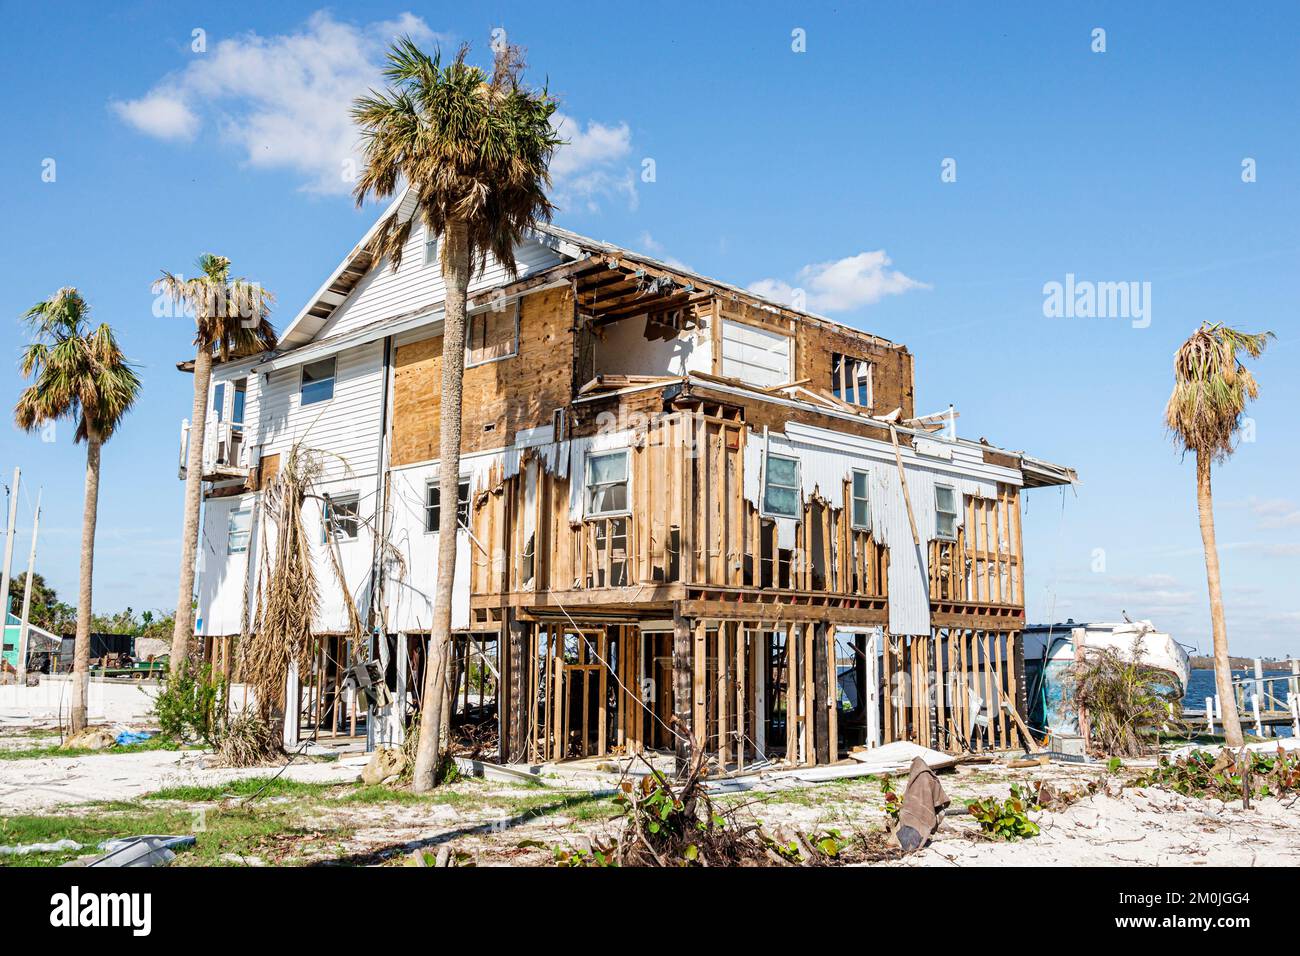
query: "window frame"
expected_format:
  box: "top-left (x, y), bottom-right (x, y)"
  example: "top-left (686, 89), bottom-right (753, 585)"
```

top-left (464, 301), bottom-right (520, 369)
top-left (584, 449), bottom-right (631, 519)
top-left (831, 353), bottom-right (875, 409)
top-left (299, 357), bottom-right (336, 407)
top-left (424, 477), bottom-right (471, 534)
top-left (850, 468), bottom-right (872, 531)
top-left (323, 493), bottom-right (361, 542)
top-left (934, 484), bottom-right (959, 541)
top-left (212, 382), bottom-right (226, 422)
top-left (761, 451), bottom-right (802, 519)
top-left (424, 233), bottom-right (439, 267)
top-left (227, 505), bottom-right (252, 555)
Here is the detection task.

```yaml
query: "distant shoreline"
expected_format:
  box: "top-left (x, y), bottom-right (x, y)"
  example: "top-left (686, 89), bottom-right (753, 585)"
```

top-left (1189, 655), bottom-right (1295, 671)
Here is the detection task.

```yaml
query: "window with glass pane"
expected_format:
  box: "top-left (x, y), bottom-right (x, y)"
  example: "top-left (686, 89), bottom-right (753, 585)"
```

top-left (324, 494), bottom-right (360, 541)
top-left (212, 383), bottom-right (225, 422)
top-left (851, 469), bottom-right (871, 530)
top-left (227, 507), bottom-right (251, 554)
top-left (232, 380), bottom-right (246, 427)
top-left (300, 357), bottom-right (335, 406)
top-left (935, 485), bottom-right (958, 540)
top-left (425, 234), bottom-right (438, 266)
top-left (763, 453), bottom-right (800, 517)
top-left (425, 479), bottom-right (470, 533)
top-left (586, 450), bottom-right (629, 516)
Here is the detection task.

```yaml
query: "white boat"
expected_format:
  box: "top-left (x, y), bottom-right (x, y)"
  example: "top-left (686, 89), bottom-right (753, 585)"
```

top-left (1022, 619), bottom-right (1191, 740)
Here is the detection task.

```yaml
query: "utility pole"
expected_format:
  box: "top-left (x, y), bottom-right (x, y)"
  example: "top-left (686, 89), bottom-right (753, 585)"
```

top-left (16, 488), bottom-right (41, 683)
top-left (0, 467), bottom-right (20, 674)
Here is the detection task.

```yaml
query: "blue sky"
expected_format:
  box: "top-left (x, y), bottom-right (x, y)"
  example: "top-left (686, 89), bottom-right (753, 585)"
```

top-left (1, 2), bottom-right (1296, 655)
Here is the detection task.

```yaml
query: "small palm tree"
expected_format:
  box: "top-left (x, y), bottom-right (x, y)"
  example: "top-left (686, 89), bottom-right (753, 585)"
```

top-left (155, 255), bottom-right (276, 677)
top-left (352, 38), bottom-right (561, 790)
top-left (15, 289), bottom-right (140, 732)
top-left (1165, 322), bottom-right (1273, 748)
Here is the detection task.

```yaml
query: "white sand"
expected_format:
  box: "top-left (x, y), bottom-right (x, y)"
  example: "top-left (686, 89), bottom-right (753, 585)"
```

top-left (0, 748), bottom-right (367, 813)
top-left (898, 783), bottom-right (1300, 867)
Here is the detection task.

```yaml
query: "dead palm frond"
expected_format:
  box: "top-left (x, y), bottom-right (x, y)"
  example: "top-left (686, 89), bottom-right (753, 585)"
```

top-left (1165, 322), bottom-right (1273, 462)
top-left (243, 443), bottom-right (323, 723)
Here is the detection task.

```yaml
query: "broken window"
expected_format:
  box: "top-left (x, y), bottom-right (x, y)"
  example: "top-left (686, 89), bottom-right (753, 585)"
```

top-left (425, 479), bottom-right (470, 533)
top-left (466, 302), bottom-right (518, 366)
top-left (762, 452), bottom-right (800, 518)
top-left (851, 469), bottom-right (871, 530)
top-left (227, 506), bottom-right (251, 554)
top-left (324, 493), bottom-right (360, 542)
top-left (935, 484), bottom-right (958, 541)
top-left (831, 353), bottom-right (873, 409)
top-left (300, 357), bottom-right (336, 406)
top-left (585, 450), bottom-right (629, 516)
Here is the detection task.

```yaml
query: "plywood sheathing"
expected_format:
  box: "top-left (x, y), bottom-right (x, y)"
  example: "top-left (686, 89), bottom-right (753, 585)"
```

top-left (391, 285), bottom-right (575, 467)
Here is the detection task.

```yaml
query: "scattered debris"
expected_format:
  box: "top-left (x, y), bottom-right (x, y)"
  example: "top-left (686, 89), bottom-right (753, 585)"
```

top-left (61, 727), bottom-right (116, 751)
top-left (890, 756), bottom-right (950, 852)
top-left (81, 835), bottom-right (196, 868)
top-left (362, 747), bottom-right (407, 786)
top-left (850, 741), bottom-right (958, 773)
top-left (0, 839), bottom-right (84, 856)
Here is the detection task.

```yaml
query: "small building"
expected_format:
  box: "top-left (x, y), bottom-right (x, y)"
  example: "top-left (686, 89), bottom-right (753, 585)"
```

top-left (2, 611), bottom-right (59, 672)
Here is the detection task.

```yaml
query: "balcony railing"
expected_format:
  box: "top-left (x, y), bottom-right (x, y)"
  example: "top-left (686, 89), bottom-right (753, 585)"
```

top-left (178, 416), bottom-right (250, 481)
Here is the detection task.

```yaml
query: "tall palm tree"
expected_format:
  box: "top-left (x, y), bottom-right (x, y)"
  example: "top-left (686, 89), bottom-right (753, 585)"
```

top-left (1165, 322), bottom-right (1273, 748)
top-left (15, 289), bottom-right (140, 732)
top-left (155, 255), bottom-right (276, 677)
top-left (352, 39), bottom-right (561, 790)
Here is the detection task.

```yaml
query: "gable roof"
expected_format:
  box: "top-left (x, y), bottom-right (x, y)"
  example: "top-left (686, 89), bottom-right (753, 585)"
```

top-left (276, 187), bottom-right (907, 355)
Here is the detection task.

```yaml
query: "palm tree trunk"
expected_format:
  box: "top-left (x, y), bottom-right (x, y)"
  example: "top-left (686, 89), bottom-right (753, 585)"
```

top-left (70, 436), bottom-right (102, 733)
top-left (412, 218), bottom-right (471, 792)
top-left (170, 346), bottom-right (213, 676)
top-left (1196, 451), bottom-right (1243, 746)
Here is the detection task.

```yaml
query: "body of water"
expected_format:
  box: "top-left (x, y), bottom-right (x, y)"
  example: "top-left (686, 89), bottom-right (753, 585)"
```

top-left (1183, 669), bottom-right (1295, 738)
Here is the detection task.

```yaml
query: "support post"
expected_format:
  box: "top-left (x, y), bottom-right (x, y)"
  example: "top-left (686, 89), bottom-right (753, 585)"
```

top-left (15, 489), bottom-right (41, 683)
top-left (1205, 696), bottom-right (1215, 735)
top-left (0, 468), bottom-right (19, 669)
top-left (672, 605), bottom-right (693, 775)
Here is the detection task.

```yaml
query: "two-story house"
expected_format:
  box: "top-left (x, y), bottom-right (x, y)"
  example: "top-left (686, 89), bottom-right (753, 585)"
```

top-left (184, 188), bottom-right (1075, 768)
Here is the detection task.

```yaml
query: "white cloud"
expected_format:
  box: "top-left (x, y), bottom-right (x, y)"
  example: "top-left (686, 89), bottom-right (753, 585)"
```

top-left (749, 251), bottom-right (928, 313)
top-left (637, 231), bottom-right (690, 271)
top-left (1245, 497), bottom-right (1300, 530)
top-left (110, 90), bottom-right (199, 140)
top-left (111, 12), bottom-right (442, 195)
top-left (550, 113), bottom-right (637, 213)
top-left (113, 15), bottom-right (637, 207)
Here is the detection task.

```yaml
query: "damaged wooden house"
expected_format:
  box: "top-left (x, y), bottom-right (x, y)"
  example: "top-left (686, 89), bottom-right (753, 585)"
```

top-left (185, 188), bottom-right (1076, 770)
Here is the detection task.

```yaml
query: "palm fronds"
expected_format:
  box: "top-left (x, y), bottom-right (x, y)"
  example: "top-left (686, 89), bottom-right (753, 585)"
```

top-left (351, 36), bottom-right (562, 274)
top-left (1065, 639), bottom-right (1183, 757)
top-left (243, 443), bottom-right (322, 722)
top-left (14, 287), bottom-right (140, 442)
top-left (1165, 322), bottom-right (1273, 462)
top-left (153, 253), bottom-right (278, 361)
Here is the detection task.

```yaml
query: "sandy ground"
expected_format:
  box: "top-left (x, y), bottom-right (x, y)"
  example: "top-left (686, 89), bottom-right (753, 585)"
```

top-left (0, 746), bottom-right (369, 813)
top-left (4, 725), bottom-right (1298, 866)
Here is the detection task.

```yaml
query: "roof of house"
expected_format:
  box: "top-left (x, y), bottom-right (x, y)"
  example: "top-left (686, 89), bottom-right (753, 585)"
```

top-left (274, 187), bottom-right (907, 354)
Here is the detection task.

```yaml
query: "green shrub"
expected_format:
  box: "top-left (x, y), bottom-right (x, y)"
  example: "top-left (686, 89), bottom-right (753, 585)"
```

top-left (966, 784), bottom-right (1041, 841)
top-left (151, 662), bottom-right (224, 745)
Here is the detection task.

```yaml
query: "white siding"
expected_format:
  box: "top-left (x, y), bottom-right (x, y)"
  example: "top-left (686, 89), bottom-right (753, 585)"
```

top-left (721, 319), bottom-right (792, 388)
top-left (385, 462), bottom-right (474, 633)
top-left (255, 341), bottom-right (386, 481)
top-left (196, 494), bottom-right (254, 637)
top-left (316, 209), bottom-right (565, 342)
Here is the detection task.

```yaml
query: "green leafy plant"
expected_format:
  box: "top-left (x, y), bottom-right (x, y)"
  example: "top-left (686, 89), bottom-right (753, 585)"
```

top-left (881, 775), bottom-right (901, 820)
top-left (1138, 746), bottom-right (1300, 802)
top-left (966, 784), bottom-right (1041, 841)
top-left (151, 662), bottom-right (224, 745)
